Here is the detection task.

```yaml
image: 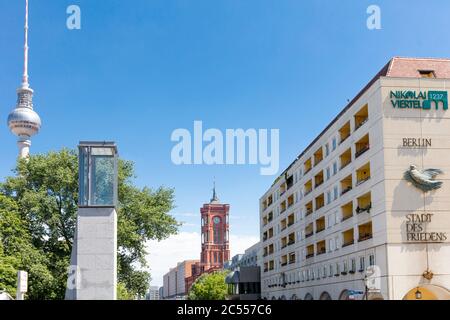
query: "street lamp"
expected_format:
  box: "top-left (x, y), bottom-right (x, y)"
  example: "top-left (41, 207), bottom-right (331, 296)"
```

top-left (415, 287), bottom-right (422, 300)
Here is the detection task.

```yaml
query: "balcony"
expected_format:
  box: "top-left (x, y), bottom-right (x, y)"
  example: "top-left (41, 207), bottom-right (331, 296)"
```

top-left (287, 214), bottom-right (295, 227)
top-left (314, 171), bottom-right (324, 188)
top-left (305, 222), bottom-right (314, 239)
top-left (355, 134), bottom-right (370, 158)
top-left (280, 201), bottom-right (287, 214)
top-left (314, 148), bottom-right (324, 167)
top-left (305, 201), bottom-right (313, 217)
top-left (289, 253), bottom-right (296, 264)
top-left (354, 104), bottom-right (369, 131)
top-left (287, 232), bottom-right (295, 245)
top-left (342, 228), bottom-right (354, 247)
top-left (315, 216), bottom-right (325, 234)
top-left (286, 175), bottom-right (294, 190)
top-left (356, 192), bottom-right (372, 214)
top-left (304, 158), bottom-right (312, 175)
top-left (358, 221), bottom-right (373, 242)
top-left (287, 194), bottom-right (294, 208)
top-left (304, 179), bottom-right (313, 196)
top-left (267, 196), bottom-right (273, 207)
top-left (356, 162), bottom-right (371, 186)
top-left (316, 240), bottom-right (326, 255)
top-left (339, 148), bottom-right (352, 170)
top-left (339, 121), bottom-right (351, 145)
top-left (315, 194), bottom-right (325, 211)
top-left (341, 201), bottom-right (353, 222)
top-left (340, 174), bottom-right (353, 196)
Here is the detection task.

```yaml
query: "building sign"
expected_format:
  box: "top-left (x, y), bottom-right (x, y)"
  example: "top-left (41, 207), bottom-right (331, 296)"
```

top-left (402, 138), bottom-right (431, 148)
top-left (405, 213), bottom-right (447, 242)
top-left (390, 90), bottom-right (448, 110)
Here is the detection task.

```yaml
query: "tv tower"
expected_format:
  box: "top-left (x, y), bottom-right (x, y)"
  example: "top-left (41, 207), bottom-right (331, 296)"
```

top-left (7, 0), bottom-right (41, 158)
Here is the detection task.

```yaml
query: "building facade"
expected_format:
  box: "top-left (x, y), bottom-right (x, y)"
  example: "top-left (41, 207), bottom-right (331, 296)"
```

top-left (226, 243), bottom-right (262, 300)
top-left (259, 57), bottom-right (450, 300)
top-left (146, 286), bottom-right (160, 300)
top-left (162, 260), bottom-right (199, 299)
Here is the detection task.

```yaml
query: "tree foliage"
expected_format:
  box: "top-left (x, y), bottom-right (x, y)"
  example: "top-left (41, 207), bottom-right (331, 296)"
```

top-left (0, 149), bottom-right (179, 299)
top-left (188, 270), bottom-right (229, 300)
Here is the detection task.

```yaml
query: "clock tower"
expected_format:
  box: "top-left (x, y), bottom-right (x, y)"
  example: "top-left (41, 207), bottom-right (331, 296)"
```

top-left (200, 183), bottom-right (230, 272)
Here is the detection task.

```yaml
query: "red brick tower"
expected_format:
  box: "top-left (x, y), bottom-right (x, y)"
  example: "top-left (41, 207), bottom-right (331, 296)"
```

top-left (200, 183), bottom-right (230, 272)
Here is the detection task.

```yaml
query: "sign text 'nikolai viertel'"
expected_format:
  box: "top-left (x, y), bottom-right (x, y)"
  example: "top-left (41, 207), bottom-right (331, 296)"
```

top-left (406, 213), bottom-right (447, 242)
top-left (390, 90), bottom-right (448, 110)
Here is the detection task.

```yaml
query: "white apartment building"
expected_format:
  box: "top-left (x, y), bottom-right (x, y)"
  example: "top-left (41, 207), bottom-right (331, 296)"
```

top-left (260, 57), bottom-right (450, 300)
top-left (146, 286), bottom-right (160, 300)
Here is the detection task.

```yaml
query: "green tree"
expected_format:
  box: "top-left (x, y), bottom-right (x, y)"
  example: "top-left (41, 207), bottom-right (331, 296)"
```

top-left (0, 194), bottom-right (55, 299)
top-left (0, 149), bottom-right (179, 299)
top-left (188, 270), bottom-right (229, 300)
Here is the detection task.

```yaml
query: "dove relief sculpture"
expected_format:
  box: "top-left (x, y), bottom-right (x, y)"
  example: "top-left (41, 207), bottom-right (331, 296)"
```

top-left (404, 165), bottom-right (443, 192)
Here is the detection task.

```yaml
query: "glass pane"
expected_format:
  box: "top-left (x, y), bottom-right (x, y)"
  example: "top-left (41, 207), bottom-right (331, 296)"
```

top-left (91, 155), bottom-right (115, 206)
top-left (79, 147), bottom-right (89, 206)
top-left (91, 147), bottom-right (115, 156)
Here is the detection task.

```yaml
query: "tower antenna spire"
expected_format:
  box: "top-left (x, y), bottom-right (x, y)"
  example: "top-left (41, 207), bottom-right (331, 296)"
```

top-left (22, 0), bottom-right (29, 88)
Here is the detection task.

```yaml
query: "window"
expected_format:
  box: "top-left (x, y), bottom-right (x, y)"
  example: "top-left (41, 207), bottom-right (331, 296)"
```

top-left (329, 238), bottom-right (334, 251)
top-left (333, 162), bottom-right (338, 175)
top-left (332, 137), bottom-right (337, 151)
top-left (342, 260), bottom-right (348, 273)
top-left (359, 256), bottom-right (365, 272)
top-left (325, 143), bottom-right (330, 157)
top-left (369, 254), bottom-right (375, 266)
top-left (419, 70), bottom-right (436, 78)
top-left (326, 167), bottom-right (331, 180)
top-left (329, 264), bottom-right (333, 277)
top-left (333, 186), bottom-right (339, 200)
top-left (326, 191), bottom-right (331, 204)
top-left (350, 258), bottom-right (356, 273)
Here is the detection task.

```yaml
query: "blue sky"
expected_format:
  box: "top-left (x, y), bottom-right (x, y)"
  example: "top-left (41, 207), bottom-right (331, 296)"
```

top-left (1, 0), bottom-right (450, 259)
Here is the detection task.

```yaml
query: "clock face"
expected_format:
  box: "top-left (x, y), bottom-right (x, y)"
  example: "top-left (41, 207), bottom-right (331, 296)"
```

top-left (213, 216), bottom-right (221, 224)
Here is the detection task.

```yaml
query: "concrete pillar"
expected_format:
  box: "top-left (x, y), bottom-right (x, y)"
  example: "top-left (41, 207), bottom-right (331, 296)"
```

top-left (66, 207), bottom-right (117, 300)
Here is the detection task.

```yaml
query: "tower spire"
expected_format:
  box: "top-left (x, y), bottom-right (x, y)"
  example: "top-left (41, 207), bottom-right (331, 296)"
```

top-left (7, 0), bottom-right (41, 158)
top-left (210, 178), bottom-right (219, 203)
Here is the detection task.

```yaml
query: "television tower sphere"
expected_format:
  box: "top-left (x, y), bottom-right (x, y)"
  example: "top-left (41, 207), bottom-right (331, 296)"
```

top-left (8, 87), bottom-right (41, 137)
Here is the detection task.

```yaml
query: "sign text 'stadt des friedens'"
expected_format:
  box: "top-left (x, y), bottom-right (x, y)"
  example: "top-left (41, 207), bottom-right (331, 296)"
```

top-left (406, 213), bottom-right (447, 242)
